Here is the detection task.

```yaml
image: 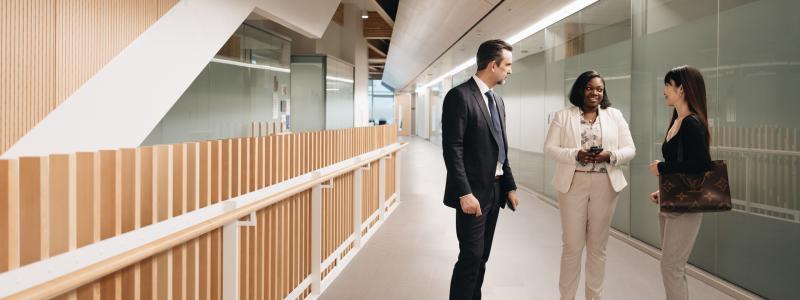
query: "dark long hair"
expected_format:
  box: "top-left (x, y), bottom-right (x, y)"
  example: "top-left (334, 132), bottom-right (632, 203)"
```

top-left (664, 65), bottom-right (710, 147)
top-left (569, 70), bottom-right (611, 109)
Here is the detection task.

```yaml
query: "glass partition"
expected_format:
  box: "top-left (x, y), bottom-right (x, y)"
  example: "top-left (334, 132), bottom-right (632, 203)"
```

top-left (368, 80), bottom-right (395, 126)
top-left (325, 57), bottom-right (355, 130)
top-left (290, 55), bottom-right (355, 132)
top-left (143, 24), bottom-right (291, 145)
top-left (291, 55), bottom-right (326, 132)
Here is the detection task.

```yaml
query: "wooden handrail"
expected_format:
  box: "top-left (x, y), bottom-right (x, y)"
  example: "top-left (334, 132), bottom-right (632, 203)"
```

top-left (0, 142), bottom-right (407, 299)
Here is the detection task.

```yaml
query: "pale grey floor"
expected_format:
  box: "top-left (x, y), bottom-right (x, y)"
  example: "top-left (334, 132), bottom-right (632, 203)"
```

top-left (320, 137), bottom-right (733, 300)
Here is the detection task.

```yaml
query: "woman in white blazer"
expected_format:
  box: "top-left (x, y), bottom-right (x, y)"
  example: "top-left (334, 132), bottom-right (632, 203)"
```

top-left (544, 71), bottom-right (636, 300)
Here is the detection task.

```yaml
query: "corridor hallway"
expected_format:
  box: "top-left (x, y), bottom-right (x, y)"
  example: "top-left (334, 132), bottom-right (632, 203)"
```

top-left (320, 137), bottom-right (733, 300)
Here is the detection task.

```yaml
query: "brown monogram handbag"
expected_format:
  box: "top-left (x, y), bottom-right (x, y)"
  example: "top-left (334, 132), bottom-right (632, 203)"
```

top-left (659, 136), bottom-right (733, 213)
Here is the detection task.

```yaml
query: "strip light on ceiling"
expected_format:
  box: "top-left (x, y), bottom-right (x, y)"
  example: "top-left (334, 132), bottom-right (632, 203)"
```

top-left (326, 76), bottom-right (355, 84)
top-left (211, 58), bottom-right (291, 73)
top-left (419, 0), bottom-right (599, 90)
top-left (421, 58), bottom-right (476, 90)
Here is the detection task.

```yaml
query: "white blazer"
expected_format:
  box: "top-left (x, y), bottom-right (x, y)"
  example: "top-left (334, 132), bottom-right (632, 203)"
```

top-left (544, 106), bottom-right (636, 194)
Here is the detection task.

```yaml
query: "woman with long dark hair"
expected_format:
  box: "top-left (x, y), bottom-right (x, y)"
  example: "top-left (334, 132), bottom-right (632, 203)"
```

top-left (648, 65), bottom-right (713, 300)
top-left (545, 70), bottom-right (636, 299)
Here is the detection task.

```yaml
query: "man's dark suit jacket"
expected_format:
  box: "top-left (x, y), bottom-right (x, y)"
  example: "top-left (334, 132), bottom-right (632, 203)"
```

top-left (441, 77), bottom-right (517, 209)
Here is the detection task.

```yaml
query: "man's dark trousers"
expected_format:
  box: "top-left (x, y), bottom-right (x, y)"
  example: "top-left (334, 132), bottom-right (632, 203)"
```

top-left (449, 180), bottom-right (502, 300)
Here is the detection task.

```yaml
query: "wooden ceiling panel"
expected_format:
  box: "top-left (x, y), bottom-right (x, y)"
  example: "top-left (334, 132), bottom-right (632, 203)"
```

top-left (363, 12), bottom-right (393, 39)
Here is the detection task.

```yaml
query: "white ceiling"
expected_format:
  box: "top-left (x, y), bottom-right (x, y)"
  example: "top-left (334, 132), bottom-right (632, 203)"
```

top-left (381, 0), bottom-right (502, 89)
top-left (251, 0), bottom-right (341, 38)
top-left (385, 0), bottom-right (632, 91)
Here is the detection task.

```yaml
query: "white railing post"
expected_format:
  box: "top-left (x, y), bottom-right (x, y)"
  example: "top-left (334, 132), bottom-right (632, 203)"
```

top-left (221, 221), bottom-right (238, 300)
top-left (395, 151), bottom-right (402, 203)
top-left (311, 184), bottom-right (322, 297)
top-left (353, 167), bottom-right (365, 248)
top-left (311, 178), bottom-right (333, 297)
top-left (378, 157), bottom-right (387, 220)
top-left (222, 202), bottom-right (256, 300)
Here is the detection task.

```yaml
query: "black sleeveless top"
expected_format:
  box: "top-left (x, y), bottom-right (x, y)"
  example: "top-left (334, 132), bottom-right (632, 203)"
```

top-left (658, 115), bottom-right (713, 174)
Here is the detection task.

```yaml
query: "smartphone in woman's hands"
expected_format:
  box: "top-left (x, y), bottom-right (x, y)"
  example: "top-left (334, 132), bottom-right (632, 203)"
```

top-left (589, 145), bottom-right (603, 154)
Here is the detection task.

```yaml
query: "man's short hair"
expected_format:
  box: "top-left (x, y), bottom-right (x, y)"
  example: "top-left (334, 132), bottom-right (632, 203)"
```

top-left (476, 39), bottom-right (513, 71)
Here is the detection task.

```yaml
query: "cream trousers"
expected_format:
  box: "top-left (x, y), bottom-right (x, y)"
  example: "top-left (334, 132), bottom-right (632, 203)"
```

top-left (558, 172), bottom-right (619, 300)
top-left (659, 212), bottom-right (703, 300)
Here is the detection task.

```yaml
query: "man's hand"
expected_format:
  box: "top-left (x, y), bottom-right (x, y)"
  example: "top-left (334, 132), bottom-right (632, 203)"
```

top-left (507, 190), bottom-right (519, 211)
top-left (459, 194), bottom-right (482, 217)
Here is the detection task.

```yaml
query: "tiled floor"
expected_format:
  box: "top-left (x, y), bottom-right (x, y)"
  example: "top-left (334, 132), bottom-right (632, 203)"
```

top-left (320, 137), bottom-right (733, 300)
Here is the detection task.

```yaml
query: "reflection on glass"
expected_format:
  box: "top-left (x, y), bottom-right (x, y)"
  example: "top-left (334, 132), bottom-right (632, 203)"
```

top-left (215, 23), bottom-right (291, 69)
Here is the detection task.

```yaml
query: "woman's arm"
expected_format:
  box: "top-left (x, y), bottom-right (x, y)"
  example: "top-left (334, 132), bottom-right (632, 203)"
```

top-left (544, 110), bottom-right (581, 164)
top-left (657, 116), bottom-right (713, 174)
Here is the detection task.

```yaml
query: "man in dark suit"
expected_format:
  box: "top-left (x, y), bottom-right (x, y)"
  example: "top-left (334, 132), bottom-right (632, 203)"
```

top-left (442, 39), bottom-right (519, 300)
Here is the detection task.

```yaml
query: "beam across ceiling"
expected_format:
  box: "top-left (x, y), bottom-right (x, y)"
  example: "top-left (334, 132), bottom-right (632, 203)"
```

top-left (367, 42), bottom-right (387, 57)
top-left (368, 0), bottom-right (395, 27)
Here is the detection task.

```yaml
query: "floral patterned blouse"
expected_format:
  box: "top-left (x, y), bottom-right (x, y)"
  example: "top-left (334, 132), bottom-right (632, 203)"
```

top-left (576, 112), bottom-right (609, 173)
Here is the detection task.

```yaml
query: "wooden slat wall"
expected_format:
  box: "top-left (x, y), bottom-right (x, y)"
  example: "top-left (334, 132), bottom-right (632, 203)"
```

top-left (1, 125), bottom-right (398, 299)
top-left (321, 173), bottom-right (355, 280)
top-left (246, 191), bottom-right (312, 300)
top-left (0, 0), bottom-right (180, 155)
top-left (362, 160), bottom-right (380, 228)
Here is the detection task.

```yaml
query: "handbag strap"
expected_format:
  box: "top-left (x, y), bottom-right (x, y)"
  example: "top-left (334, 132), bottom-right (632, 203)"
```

top-left (676, 114), bottom-right (698, 162)
top-left (677, 132), bottom-right (684, 162)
